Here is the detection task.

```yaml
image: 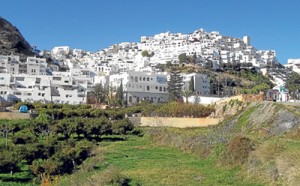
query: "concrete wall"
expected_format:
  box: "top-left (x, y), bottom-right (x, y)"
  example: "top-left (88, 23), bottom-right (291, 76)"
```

top-left (184, 95), bottom-right (223, 105)
top-left (140, 117), bottom-right (220, 128)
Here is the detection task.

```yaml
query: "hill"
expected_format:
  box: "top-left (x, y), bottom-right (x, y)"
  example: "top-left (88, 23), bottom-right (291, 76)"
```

top-left (0, 17), bottom-right (34, 56)
top-left (56, 101), bottom-right (300, 185)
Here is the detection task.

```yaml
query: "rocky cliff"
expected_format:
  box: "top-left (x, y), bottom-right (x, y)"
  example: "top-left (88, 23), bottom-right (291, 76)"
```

top-left (0, 17), bottom-right (34, 56)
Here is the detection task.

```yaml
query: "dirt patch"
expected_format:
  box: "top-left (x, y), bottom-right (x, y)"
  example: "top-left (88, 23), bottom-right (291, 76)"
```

top-left (0, 112), bottom-right (30, 120)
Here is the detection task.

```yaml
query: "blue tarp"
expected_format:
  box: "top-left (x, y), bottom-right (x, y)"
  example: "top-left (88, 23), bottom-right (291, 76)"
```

top-left (19, 105), bottom-right (28, 113)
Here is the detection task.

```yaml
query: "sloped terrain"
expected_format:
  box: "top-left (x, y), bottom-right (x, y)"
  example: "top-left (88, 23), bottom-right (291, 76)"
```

top-left (209, 101), bottom-right (300, 185)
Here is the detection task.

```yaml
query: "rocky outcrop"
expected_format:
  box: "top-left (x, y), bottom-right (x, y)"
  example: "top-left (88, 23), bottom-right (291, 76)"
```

top-left (209, 99), bottom-right (247, 120)
top-left (0, 17), bottom-right (34, 56)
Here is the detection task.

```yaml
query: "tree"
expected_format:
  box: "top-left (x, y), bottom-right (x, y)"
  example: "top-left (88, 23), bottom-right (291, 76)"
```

top-left (0, 120), bottom-right (21, 148)
top-left (32, 113), bottom-right (52, 137)
top-left (181, 90), bottom-right (193, 104)
top-left (52, 119), bottom-right (74, 139)
top-left (116, 80), bottom-right (124, 107)
top-left (189, 76), bottom-right (195, 92)
top-left (90, 83), bottom-right (107, 104)
top-left (178, 53), bottom-right (188, 63)
top-left (167, 65), bottom-right (184, 102)
top-left (141, 50), bottom-right (149, 57)
top-left (286, 71), bottom-right (300, 99)
top-left (112, 119), bottom-right (133, 135)
top-left (191, 53), bottom-right (197, 64)
top-left (0, 149), bottom-right (21, 174)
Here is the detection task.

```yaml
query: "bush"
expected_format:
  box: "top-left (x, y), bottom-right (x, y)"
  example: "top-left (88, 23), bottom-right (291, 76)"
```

top-left (85, 166), bottom-right (130, 186)
top-left (112, 119), bottom-right (134, 135)
top-left (12, 131), bottom-right (37, 144)
top-left (142, 102), bottom-right (215, 117)
top-left (222, 135), bottom-right (255, 166)
top-left (0, 149), bottom-right (21, 173)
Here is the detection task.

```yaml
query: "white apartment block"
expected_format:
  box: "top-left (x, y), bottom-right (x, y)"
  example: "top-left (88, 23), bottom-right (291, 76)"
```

top-left (181, 73), bottom-right (210, 95)
top-left (0, 73), bottom-right (89, 104)
top-left (51, 46), bottom-right (71, 59)
top-left (124, 71), bottom-right (169, 105)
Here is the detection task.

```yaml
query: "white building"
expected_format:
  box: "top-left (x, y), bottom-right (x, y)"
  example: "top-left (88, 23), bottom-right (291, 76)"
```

top-left (125, 71), bottom-right (169, 105)
top-left (284, 59), bottom-right (300, 74)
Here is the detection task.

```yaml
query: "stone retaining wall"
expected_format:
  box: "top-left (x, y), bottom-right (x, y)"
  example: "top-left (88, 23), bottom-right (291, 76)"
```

top-left (140, 117), bottom-right (220, 128)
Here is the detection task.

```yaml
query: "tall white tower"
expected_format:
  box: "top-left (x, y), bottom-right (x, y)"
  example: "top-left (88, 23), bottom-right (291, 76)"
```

top-left (243, 36), bottom-right (250, 46)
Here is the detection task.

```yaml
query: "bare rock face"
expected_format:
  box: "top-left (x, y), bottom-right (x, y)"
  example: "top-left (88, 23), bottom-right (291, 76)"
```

top-left (0, 16), bottom-right (34, 56)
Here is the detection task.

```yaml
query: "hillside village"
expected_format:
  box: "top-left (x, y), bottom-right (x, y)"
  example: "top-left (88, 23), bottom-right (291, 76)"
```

top-left (2, 4), bottom-right (300, 184)
top-left (0, 28), bottom-right (298, 106)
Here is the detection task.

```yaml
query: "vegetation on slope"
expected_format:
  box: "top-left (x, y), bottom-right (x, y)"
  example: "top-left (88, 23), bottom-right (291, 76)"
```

top-left (2, 101), bottom-right (300, 185)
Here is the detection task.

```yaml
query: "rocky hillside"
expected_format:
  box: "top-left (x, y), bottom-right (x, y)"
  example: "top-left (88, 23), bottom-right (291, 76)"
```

top-left (0, 17), bottom-right (33, 56)
top-left (148, 101), bottom-right (300, 185)
top-left (218, 101), bottom-right (300, 185)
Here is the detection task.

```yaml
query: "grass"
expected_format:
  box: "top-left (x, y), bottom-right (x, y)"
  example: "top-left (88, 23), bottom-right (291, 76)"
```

top-left (0, 162), bottom-right (37, 186)
top-left (58, 134), bottom-right (262, 186)
top-left (235, 105), bottom-right (257, 132)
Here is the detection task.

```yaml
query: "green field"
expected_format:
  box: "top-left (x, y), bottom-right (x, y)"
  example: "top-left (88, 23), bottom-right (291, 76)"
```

top-left (58, 134), bottom-right (262, 186)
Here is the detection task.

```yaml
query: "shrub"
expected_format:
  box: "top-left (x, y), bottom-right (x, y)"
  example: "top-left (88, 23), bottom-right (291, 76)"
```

top-left (112, 119), bottom-right (134, 135)
top-left (142, 102), bottom-right (215, 117)
top-left (222, 135), bottom-right (255, 166)
top-left (12, 131), bottom-right (37, 144)
top-left (85, 166), bottom-right (130, 186)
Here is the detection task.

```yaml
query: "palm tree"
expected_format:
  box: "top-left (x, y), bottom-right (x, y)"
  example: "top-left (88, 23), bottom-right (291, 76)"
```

top-left (181, 89), bottom-right (193, 104)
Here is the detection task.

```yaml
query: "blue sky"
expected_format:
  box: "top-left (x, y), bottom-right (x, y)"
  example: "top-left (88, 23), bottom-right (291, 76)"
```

top-left (1, 0), bottom-right (299, 64)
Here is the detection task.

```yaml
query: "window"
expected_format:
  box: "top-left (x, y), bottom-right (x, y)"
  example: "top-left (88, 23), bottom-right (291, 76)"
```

top-left (147, 77), bottom-right (149, 81)
top-left (38, 93), bottom-right (41, 96)
top-left (147, 86), bottom-right (150, 91)
top-left (135, 77), bottom-right (138, 82)
top-left (159, 87), bottom-right (162, 91)
top-left (53, 77), bottom-right (61, 80)
top-left (16, 77), bottom-right (25, 81)
top-left (164, 87), bottom-right (166, 92)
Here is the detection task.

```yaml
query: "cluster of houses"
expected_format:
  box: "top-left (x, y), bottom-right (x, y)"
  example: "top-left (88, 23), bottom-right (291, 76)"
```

top-left (0, 29), bottom-right (295, 105)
